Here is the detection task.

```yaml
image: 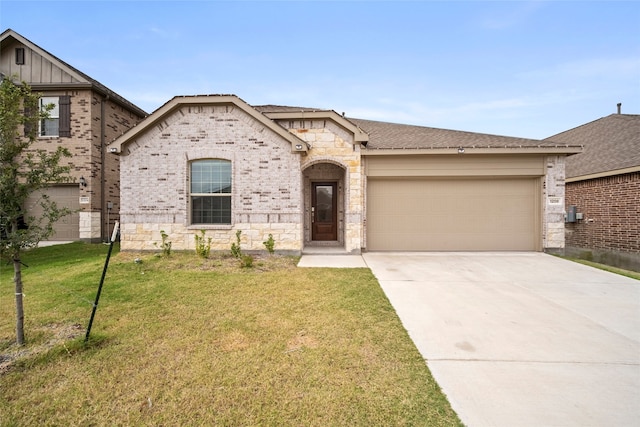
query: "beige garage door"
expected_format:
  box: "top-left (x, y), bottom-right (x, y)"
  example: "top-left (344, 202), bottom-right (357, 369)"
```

top-left (367, 178), bottom-right (539, 251)
top-left (24, 185), bottom-right (80, 240)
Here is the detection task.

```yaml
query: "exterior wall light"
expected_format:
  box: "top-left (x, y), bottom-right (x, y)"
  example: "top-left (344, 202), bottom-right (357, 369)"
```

top-left (457, 147), bottom-right (465, 154)
top-left (295, 144), bottom-right (303, 150)
top-left (79, 176), bottom-right (87, 187)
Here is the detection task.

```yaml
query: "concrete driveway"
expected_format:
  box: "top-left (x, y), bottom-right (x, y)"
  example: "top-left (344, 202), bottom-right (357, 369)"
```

top-left (362, 252), bottom-right (640, 427)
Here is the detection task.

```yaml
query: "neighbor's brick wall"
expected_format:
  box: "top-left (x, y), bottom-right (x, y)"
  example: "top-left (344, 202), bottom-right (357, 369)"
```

top-left (90, 93), bottom-right (145, 240)
top-left (26, 89), bottom-right (94, 240)
top-left (119, 104), bottom-right (303, 251)
top-left (27, 89), bottom-right (143, 241)
top-left (29, 89), bottom-right (92, 184)
top-left (565, 172), bottom-right (640, 253)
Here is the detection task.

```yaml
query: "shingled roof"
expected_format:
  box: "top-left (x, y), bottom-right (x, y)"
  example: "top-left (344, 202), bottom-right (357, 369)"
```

top-left (350, 118), bottom-right (573, 150)
top-left (545, 114), bottom-right (640, 179)
top-left (256, 105), bottom-right (580, 153)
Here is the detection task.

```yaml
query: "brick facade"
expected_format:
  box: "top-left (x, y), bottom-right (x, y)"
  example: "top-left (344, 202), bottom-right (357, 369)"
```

top-left (119, 105), bottom-right (304, 251)
top-left (31, 88), bottom-right (144, 241)
top-left (113, 96), bottom-right (574, 254)
top-left (1, 30), bottom-right (146, 242)
top-left (89, 92), bottom-right (143, 240)
top-left (565, 172), bottom-right (640, 269)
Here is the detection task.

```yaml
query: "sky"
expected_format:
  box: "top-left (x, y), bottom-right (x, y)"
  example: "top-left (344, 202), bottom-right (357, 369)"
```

top-left (1, 0), bottom-right (639, 139)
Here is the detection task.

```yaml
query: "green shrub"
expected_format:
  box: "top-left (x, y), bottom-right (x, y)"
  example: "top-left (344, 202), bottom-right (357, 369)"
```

top-left (263, 233), bottom-right (275, 255)
top-left (240, 254), bottom-right (254, 269)
top-left (156, 230), bottom-right (172, 256)
top-left (194, 230), bottom-right (212, 258)
top-left (231, 230), bottom-right (243, 258)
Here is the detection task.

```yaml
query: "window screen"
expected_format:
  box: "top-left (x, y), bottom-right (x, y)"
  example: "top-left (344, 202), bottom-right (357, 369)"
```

top-left (191, 159), bottom-right (232, 224)
top-left (40, 97), bottom-right (59, 136)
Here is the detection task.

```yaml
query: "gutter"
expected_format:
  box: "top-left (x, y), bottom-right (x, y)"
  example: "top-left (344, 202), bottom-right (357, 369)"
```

top-left (29, 82), bottom-right (147, 118)
top-left (361, 146), bottom-right (583, 156)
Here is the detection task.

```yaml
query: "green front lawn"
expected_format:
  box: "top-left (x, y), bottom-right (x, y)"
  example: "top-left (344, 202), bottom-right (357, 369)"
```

top-left (555, 255), bottom-right (640, 280)
top-left (0, 243), bottom-right (461, 426)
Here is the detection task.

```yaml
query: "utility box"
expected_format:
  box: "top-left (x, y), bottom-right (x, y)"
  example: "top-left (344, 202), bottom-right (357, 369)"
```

top-left (567, 205), bottom-right (577, 223)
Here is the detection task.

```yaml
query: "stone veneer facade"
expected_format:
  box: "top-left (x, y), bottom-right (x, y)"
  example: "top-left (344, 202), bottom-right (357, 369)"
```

top-left (275, 119), bottom-right (363, 254)
top-left (543, 155), bottom-right (567, 250)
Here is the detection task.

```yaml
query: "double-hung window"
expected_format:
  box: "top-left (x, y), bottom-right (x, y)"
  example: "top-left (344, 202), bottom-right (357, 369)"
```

top-left (38, 96), bottom-right (71, 137)
top-left (191, 159), bottom-right (232, 224)
top-left (39, 97), bottom-right (59, 136)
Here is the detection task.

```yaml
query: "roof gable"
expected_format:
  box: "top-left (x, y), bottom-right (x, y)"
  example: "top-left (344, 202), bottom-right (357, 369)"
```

top-left (256, 105), bottom-right (369, 143)
top-left (1, 29), bottom-right (87, 84)
top-left (108, 95), bottom-right (309, 154)
top-left (546, 114), bottom-right (640, 179)
top-left (0, 28), bottom-right (146, 117)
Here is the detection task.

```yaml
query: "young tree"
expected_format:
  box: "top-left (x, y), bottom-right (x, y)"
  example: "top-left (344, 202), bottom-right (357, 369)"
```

top-left (0, 77), bottom-right (72, 345)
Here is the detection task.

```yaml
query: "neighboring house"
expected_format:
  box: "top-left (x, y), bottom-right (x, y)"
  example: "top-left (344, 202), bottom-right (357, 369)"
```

top-left (0, 29), bottom-right (146, 242)
top-left (546, 110), bottom-right (640, 271)
top-left (108, 94), bottom-right (580, 254)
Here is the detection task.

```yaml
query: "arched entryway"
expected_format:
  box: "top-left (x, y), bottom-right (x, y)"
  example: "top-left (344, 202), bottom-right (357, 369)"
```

top-left (302, 162), bottom-right (346, 248)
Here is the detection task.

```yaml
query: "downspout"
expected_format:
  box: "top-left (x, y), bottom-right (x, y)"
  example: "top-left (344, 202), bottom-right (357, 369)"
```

top-left (101, 95), bottom-right (109, 242)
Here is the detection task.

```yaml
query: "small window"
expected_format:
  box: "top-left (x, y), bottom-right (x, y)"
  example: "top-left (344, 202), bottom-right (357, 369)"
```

top-left (39, 97), bottom-right (60, 136)
top-left (190, 159), bottom-right (232, 224)
top-left (15, 48), bottom-right (25, 65)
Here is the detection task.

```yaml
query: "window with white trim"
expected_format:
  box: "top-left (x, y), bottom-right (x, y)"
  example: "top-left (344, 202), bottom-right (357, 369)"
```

top-left (191, 159), bottom-right (232, 224)
top-left (39, 97), bottom-right (59, 136)
top-left (38, 95), bottom-right (71, 137)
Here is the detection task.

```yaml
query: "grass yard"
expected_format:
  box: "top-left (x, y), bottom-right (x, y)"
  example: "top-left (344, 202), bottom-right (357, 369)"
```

top-left (559, 257), bottom-right (640, 280)
top-left (0, 243), bottom-right (461, 426)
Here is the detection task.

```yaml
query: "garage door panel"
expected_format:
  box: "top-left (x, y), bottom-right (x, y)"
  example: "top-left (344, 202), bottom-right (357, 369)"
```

top-left (367, 178), bottom-right (538, 251)
top-left (24, 186), bottom-right (79, 240)
top-left (368, 231), bottom-right (536, 251)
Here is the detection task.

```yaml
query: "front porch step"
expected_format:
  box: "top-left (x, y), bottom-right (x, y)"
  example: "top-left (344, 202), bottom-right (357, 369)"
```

top-left (302, 246), bottom-right (349, 255)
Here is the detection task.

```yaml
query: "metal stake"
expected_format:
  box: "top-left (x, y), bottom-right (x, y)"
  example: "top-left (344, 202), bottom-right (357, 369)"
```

top-left (85, 221), bottom-right (119, 342)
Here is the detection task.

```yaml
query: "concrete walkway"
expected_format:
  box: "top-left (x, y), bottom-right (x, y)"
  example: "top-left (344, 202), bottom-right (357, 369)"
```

top-left (299, 252), bottom-right (640, 426)
top-left (297, 254), bottom-right (367, 268)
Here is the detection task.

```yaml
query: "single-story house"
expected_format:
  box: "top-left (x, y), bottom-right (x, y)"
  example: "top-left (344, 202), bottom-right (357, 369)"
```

top-left (546, 109), bottom-right (640, 271)
top-left (108, 95), bottom-right (581, 254)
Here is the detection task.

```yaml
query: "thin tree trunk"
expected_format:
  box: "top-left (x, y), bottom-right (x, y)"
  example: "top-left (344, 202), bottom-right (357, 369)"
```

top-left (14, 258), bottom-right (25, 346)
